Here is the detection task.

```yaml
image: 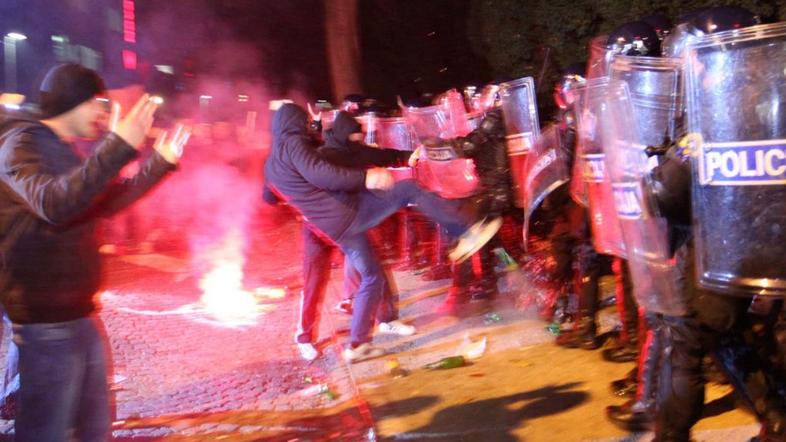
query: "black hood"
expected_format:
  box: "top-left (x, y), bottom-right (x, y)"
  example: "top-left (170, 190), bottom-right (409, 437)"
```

top-left (271, 103), bottom-right (308, 148)
top-left (323, 111), bottom-right (361, 150)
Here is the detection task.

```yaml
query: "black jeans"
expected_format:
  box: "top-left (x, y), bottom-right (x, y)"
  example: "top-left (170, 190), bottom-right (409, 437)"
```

top-left (656, 292), bottom-right (786, 441)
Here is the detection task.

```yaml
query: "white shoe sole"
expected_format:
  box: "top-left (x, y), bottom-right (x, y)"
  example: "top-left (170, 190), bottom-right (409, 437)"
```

top-left (448, 217), bottom-right (503, 264)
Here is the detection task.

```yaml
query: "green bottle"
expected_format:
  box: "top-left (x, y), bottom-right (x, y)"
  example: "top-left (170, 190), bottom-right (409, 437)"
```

top-left (424, 355), bottom-right (466, 370)
top-left (493, 248), bottom-right (519, 271)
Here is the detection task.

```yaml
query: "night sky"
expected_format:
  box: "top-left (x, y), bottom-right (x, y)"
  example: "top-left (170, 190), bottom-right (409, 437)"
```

top-left (137, 0), bottom-right (489, 107)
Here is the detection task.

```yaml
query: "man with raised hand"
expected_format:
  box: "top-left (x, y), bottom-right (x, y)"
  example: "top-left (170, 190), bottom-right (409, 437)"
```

top-left (0, 63), bottom-right (189, 441)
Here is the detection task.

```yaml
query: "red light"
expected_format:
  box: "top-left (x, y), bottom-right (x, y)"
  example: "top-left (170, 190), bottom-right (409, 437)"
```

top-left (122, 49), bottom-right (137, 70)
top-left (123, 0), bottom-right (136, 43)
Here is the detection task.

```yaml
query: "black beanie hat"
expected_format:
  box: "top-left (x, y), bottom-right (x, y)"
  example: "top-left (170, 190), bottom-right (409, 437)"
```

top-left (38, 63), bottom-right (106, 118)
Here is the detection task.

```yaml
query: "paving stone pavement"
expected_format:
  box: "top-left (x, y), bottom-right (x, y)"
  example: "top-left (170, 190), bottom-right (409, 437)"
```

top-left (0, 201), bottom-right (765, 441)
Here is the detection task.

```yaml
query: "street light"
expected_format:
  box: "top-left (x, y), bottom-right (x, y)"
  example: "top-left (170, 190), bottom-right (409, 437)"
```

top-left (6, 33), bottom-right (27, 41)
top-left (4, 32), bottom-right (27, 92)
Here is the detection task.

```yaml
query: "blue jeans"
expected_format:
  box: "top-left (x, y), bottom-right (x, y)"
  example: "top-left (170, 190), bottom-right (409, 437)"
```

top-left (13, 316), bottom-right (110, 442)
top-left (343, 254), bottom-right (398, 323)
top-left (339, 180), bottom-right (469, 345)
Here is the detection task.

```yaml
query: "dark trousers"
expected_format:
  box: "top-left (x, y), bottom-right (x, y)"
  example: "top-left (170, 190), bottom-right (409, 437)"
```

top-left (339, 180), bottom-right (469, 346)
top-left (656, 292), bottom-right (786, 441)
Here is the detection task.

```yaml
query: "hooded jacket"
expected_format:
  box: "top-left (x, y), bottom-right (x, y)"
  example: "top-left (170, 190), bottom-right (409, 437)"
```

top-left (264, 104), bottom-right (366, 242)
top-left (318, 111), bottom-right (410, 169)
top-left (0, 111), bottom-right (175, 323)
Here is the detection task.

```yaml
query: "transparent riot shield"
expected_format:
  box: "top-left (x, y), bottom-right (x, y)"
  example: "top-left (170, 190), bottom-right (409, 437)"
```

top-left (576, 78), bottom-right (626, 258)
top-left (567, 86), bottom-right (589, 207)
top-left (500, 76), bottom-right (540, 207)
top-left (522, 123), bottom-right (570, 237)
top-left (436, 89), bottom-right (473, 137)
top-left (601, 80), bottom-right (687, 316)
top-left (570, 36), bottom-right (612, 207)
top-left (610, 55), bottom-right (683, 149)
top-left (685, 22), bottom-right (786, 297)
top-left (586, 35), bottom-right (612, 81)
top-left (355, 113), bottom-right (377, 146)
top-left (357, 114), bottom-right (416, 181)
top-left (375, 117), bottom-right (414, 151)
top-left (403, 102), bottom-right (479, 199)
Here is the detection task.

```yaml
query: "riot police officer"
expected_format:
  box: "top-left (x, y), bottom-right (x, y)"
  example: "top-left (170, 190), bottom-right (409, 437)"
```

top-left (649, 7), bottom-right (786, 441)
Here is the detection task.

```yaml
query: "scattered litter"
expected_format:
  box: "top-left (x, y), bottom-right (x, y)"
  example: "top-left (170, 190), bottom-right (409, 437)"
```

top-left (545, 322), bottom-right (561, 336)
top-left (386, 359), bottom-right (409, 378)
top-left (483, 312), bottom-right (502, 325)
top-left (424, 356), bottom-right (466, 370)
top-left (459, 333), bottom-right (487, 360)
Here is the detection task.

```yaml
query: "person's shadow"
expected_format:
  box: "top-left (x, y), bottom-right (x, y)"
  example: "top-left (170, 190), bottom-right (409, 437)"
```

top-left (387, 382), bottom-right (589, 441)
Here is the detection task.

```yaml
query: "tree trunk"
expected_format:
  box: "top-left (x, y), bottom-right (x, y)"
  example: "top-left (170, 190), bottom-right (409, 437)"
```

top-left (324, 0), bottom-right (362, 104)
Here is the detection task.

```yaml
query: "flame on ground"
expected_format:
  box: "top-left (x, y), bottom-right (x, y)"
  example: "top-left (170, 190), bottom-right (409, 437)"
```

top-left (198, 229), bottom-right (263, 326)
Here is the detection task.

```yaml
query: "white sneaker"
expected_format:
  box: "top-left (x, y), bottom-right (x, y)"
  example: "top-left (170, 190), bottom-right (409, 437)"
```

top-left (342, 343), bottom-right (385, 363)
top-left (296, 342), bottom-right (319, 361)
top-left (378, 320), bottom-right (416, 336)
top-left (448, 217), bottom-right (503, 264)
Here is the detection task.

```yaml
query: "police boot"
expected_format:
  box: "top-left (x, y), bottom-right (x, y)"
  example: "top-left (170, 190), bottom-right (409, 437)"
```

top-left (606, 398), bottom-right (654, 432)
top-left (609, 370), bottom-right (638, 398)
top-left (602, 338), bottom-right (639, 363)
top-left (555, 316), bottom-right (600, 349)
top-left (470, 246), bottom-right (498, 302)
top-left (714, 334), bottom-right (786, 426)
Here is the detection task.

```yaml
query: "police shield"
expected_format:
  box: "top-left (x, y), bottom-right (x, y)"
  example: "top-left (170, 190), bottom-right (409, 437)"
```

top-left (356, 113), bottom-right (414, 151)
top-left (522, 123), bottom-right (570, 236)
top-left (355, 113), bottom-right (376, 146)
top-left (500, 76), bottom-right (540, 207)
top-left (374, 117), bottom-right (415, 151)
top-left (685, 22), bottom-right (786, 297)
top-left (610, 55), bottom-right (683, 149)
top-left (403, 101), bottom-right (479, 199)
top-left (586, 35), bottom-right (612, 81)
top-left (601, 79), bottom-right (687, 316)
top-left (571, 36), bottom-right (614, 208)
top-left (576, 78), bottom-right (626, 258)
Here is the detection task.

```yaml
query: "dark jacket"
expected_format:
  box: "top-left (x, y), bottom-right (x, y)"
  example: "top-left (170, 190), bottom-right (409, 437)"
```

top-left (0, 115), bottom-right (175, 323)
top-left (318, 111), bottom-right (410, 168)
top-left (264, 104), bottom-right (366, 242)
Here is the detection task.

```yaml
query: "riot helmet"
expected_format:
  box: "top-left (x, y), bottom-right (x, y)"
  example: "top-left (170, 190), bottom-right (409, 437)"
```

top-left (341, 94), bottom-right (365, 114)
top-left (607, 21), bottom-right (662, 57)
top-left (640, 14), bottom-right (672, 40)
